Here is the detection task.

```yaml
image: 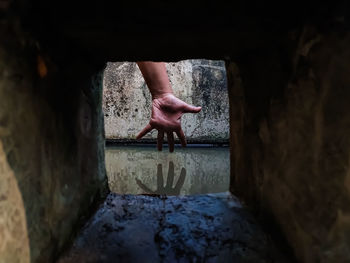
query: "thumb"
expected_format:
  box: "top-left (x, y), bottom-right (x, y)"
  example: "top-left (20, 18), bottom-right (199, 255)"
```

top-left (182, 103), bottom-right (202, 113)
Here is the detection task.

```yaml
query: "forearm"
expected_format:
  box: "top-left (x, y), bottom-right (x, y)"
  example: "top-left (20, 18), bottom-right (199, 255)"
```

top-left (136, 62), bottom-right (173, 99)
top-left (136, 61), bottom-right (201, 152)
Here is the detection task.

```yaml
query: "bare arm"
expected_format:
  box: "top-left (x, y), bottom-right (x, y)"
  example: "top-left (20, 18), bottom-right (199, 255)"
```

top-left (136, 62), bottom-right (201, 152)
top-left (136, 62), bottom-right (173, 98)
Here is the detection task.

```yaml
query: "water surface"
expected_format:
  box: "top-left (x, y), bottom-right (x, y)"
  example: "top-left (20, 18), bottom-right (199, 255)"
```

top-left (105, 146), bottom-right (230, 195)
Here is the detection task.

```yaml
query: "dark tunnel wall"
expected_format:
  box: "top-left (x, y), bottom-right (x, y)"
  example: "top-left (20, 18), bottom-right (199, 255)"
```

top-left (21, 1), bottom-right (347, 63)
top-left (0, 9), bottom-right (107, 262)
top-left (1, 1), bottom-right (350, 262)
top-left (227, 27), bottom-right (350, 262)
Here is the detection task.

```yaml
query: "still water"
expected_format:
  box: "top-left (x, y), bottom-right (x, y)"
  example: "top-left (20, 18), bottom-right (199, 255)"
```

top-left (105, 146), bottom-right (230, 195)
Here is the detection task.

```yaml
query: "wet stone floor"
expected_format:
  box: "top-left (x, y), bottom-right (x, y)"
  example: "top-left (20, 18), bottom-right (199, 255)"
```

top-left (58, 193), bottom-right (284, 263)
top-left (58, 147), bottom-right (286, 262)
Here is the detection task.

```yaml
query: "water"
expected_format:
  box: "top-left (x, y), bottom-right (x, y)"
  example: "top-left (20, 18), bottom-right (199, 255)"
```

top-left (105, 146), bottom-right (230, 195)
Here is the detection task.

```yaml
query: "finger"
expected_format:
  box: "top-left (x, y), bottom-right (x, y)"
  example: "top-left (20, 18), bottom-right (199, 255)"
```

top-left (157, 164), bottom-right (164, 190)
top-left (157, 130), bottom-right (164, 151)
top-left (166, 161), bottom-right (174, 188)
top-left (167, 132), bottom-right (174, 153)
top-left (174, 168), bottom-right (186, 194)
top-left (176, 129), bottom-right (186, 147)
top-left (136, 123), bottom-right (153, 139)
top-left (182, 103), bottom-right (202, 113)
top-left (135, 178), bottom-right (155, 194)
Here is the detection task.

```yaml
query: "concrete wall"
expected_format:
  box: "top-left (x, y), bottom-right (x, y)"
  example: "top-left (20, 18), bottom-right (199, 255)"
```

top-left (1, 2), bottom-right (349, 263)
top-left (0, 17), bottom-right (107, 263)
top-left (103, 60), bottom-right (229, 142)
top-left (227, 27), bottom-right (350, 262)
top-left (0, 141), bottom-right (30, 263)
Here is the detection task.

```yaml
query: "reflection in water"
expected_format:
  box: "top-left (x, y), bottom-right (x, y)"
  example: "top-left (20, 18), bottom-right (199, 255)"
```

top-left (136, 162), bottom-right (186, 195)
top-left (106, 146), bottom-right (229, 195)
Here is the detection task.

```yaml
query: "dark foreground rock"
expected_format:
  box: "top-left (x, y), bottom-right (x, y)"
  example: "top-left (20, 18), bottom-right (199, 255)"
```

top-left (58, 193), bottom-right (286, 263)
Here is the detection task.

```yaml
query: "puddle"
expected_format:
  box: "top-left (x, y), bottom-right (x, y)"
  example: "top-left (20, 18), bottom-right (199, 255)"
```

top-left (105, 146), bottom-right (230, 195)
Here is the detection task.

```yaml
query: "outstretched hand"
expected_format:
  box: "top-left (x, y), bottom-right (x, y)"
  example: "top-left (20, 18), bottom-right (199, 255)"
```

top-left (136, 94), bottom-right (201, 152)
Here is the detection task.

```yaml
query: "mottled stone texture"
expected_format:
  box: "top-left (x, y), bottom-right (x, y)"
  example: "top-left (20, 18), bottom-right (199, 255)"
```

top-left (1, 1), bottom-right (350, 263)
top-left (228, 27), bottom-right (350, 262)
top-left (103, 60), bottom-right (229, 142)
top-left (0, 141), bottom-right (30, 263)
top-left (0, 17), bottom-right (106, 263)
top-left (58, 193), bottom-right (284, 263)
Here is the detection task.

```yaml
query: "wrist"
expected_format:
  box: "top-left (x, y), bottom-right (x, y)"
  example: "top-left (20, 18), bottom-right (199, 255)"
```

top-left (151, 88), bottom-right (174, 100)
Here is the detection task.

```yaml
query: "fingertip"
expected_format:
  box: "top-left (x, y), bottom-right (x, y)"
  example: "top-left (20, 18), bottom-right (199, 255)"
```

top-left (136, 134), bottom-right (145, 140)
top-left (136, 129), bottom-right (146, 139)
top-left (157, 131), bottom-right (164, 151)
top-left (137, 124), bottom-right (153, 140)
top-left (186, 105), bottom-right (202, 113)
top-left (169, 143), bottom-right (174, 153)
top-left (176, 130), bottom-right (187, 147)
top-left (195, 106), bottom-right (202, 113)
top-left (167, 132), bottom-right (175, 153)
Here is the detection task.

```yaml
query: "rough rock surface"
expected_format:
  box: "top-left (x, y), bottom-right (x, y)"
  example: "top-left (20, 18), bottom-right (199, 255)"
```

top-left (58, 193), bottom-right (285, 263)
top-left (0, 141), bottom-right (30, 263)
top-left (0, 18), bottom-right (107, 263)
top-left (103, 60), bottom-right (229, 142)
top-left (227, 28), bottom-right (350, 262)
top-left (106, 146), bottom-right (229, 195)
top-left (1, 2), bottom-right (349, 263)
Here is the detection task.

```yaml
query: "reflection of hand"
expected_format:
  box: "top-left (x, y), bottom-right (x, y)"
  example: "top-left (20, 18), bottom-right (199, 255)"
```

top-left (136, 94), bottom-right (201, 152)
top-left (136, 161), bottom-right (186, 196)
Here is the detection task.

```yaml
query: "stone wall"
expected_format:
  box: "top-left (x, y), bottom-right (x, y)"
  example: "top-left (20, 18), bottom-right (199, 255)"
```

top-left (103, 60), bottom-right (229, 142)
top-left (0, 17), bottom-right (106, 263)
top-left (0, 141), bottom-right (30, 263)
top-left (227, 26), bottom-right (350, 262)
top-left (1, 1), bottom-right (349, 263)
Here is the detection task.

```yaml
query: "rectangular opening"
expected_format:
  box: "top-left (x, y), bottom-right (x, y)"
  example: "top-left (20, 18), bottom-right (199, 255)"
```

top-left (102, 59), bottom-right (230, 196)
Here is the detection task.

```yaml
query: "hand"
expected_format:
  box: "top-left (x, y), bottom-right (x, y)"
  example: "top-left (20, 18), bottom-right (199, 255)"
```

top-left (136, 93), bottom-right (201, 152)
top-left (135, 162), bottom-right (186, 195)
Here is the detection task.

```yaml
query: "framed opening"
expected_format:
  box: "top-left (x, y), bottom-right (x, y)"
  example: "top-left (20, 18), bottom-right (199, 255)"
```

top-left (58, 60), bottom-right (283, 263)
top-left (102, 60), bottom-right (230, 196)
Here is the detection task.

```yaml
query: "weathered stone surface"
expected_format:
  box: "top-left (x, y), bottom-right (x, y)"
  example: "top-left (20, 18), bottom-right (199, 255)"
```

top-left (58, 193), bottom-right (285, 263)
top-left (0, 141), bottom-right (30, 263)
top-left (106, 146), bottom-right (230, 195)
top-left (1, 2), bottom-right (349, 263)
top-left (103, 60), bottom-right (229, 142)
top-left (0, 18), bottom-right (107, 263)
top-left (228, 28), bottom-right (350, 262)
